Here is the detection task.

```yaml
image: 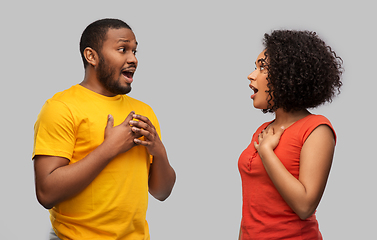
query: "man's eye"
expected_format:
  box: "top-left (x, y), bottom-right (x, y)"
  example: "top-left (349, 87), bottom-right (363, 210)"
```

top-left (118, 47), bottom-right (126, 52)
top-left (132, 50), bottom-right (137, 55)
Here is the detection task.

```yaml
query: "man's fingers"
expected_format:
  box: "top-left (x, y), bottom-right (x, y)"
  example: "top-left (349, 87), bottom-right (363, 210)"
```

top-left (125, 111), bottom-right (136, 123)
top-left (132, 127), bottom-right (153, 139)
top-left (132, 114), bottom-right (153, 127)
top-left (130, 120), bottom-right (150, 131)
top-left (129, 114), bottom-right (155, 132)
top-left (132, 114), bottom-right (149, 122)
top-left (134, 138), bottom-right (150, 146)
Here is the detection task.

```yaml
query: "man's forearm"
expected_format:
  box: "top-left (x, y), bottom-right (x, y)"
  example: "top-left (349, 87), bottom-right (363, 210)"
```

top-left (148, 149), bottom-right (176, 201)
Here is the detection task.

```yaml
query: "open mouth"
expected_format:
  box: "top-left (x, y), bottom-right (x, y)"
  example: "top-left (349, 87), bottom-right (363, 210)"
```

top-left (122, 71), bottom-right (133, 78)
top-left (122, 70), bottom-right (135, 82)
top-left (250, 85), bottom-right (258, 94)
top-left (250, 85), bottom-right (258, 99)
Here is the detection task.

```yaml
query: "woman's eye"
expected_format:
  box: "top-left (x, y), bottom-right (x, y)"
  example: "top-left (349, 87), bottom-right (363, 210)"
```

top-left (132, 50), bottom-right (137, 55)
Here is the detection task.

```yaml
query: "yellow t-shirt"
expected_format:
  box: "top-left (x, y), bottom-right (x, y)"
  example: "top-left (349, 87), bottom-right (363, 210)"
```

top-left (33, 84), bottom-right (160, 240)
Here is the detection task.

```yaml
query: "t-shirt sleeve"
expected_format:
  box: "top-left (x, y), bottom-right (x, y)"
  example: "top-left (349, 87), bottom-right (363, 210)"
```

top-left (32, 99), bottom-right (75, 160)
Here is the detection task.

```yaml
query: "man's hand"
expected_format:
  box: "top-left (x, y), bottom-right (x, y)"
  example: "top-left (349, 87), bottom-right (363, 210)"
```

top-left (129, 114), bottom-right (165, 157)
top-left (129, 113), bottom-right (176, 201)
top-left (103, 111), bottom-right (141, 157)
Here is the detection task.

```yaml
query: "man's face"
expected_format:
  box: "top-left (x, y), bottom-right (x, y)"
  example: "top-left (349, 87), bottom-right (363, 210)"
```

top-left (96, 28), bottom-right (138, 96)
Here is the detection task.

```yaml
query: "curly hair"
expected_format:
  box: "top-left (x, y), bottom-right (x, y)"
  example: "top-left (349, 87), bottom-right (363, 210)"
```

top-left (261, 30), bottom-right (343, 113)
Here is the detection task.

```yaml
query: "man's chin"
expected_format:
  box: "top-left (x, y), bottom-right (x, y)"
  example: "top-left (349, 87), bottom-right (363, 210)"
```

top-left (115, 87), bottom-right (132, 95)
top-left (122, 87), bottom-right (131, 95)
top-left (106, 84), bottom-right (131, 95)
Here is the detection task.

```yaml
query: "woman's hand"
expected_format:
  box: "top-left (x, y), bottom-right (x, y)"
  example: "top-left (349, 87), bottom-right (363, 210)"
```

top-left (254, 125), bottom-right (285, 154)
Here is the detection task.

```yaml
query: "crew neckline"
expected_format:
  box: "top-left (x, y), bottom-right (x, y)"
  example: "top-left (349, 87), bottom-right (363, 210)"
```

top-left (75, 84), bottom-right (123, 101)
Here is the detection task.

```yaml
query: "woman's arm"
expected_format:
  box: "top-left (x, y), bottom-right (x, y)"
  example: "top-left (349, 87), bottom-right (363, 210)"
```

top-left (254, 125), bottom-right (335, 219)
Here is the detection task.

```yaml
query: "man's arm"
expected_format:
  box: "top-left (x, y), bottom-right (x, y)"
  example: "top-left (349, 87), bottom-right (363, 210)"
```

top-left (34, 112), bottom-right (137, 209)
top-left (131, 114), bottom-right (176, 201)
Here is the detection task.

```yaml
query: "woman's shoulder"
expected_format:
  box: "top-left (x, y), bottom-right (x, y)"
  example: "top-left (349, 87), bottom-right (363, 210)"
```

top-left (306, 114), bottom-right (331, 123)
top-left (296, 114), bottom-right (336, 143)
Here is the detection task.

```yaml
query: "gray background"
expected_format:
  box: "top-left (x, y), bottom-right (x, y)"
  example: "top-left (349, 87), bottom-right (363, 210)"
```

top-left (1, 0), bottom-right (375, 239)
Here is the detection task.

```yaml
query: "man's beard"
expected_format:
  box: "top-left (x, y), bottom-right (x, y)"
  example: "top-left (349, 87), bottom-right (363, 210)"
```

top-left (97, 54), bottom-right (131, 95)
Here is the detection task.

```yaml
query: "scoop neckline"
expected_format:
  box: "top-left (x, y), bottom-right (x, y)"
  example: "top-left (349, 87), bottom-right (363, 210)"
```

top-left (264, 113), bottom-right (313, 131)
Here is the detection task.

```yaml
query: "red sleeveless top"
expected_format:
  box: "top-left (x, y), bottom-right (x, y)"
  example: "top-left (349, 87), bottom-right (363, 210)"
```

top-left (238, 114), bottom-right (336, 240)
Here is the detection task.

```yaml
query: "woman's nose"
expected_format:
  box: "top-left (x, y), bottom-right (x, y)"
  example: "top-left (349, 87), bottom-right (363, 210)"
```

top-left (248, 70), bottom-right (256, 81)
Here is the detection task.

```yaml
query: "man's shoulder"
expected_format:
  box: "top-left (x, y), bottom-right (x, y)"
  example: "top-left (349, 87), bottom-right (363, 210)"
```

top-left (123, 95), bottom-right (154, 111)
top-left (49, 85), bottom-right (81, 101)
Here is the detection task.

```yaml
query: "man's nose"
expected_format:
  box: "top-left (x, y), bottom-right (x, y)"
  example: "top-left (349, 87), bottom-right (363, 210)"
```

top-left (127, 53), bottom-right (137, 64)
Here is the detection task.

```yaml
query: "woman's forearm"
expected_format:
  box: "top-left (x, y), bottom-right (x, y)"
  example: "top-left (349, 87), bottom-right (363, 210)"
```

top-left (258, 147), bottom-right (315, 219)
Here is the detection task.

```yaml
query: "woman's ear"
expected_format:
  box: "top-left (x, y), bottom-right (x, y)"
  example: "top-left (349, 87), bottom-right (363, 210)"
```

top-left (83, 47), bottom-right (99, 67)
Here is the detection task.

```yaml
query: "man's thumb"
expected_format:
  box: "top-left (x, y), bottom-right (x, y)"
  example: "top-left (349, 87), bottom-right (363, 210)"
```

top-left (107, 114), bottom-right (114, 128)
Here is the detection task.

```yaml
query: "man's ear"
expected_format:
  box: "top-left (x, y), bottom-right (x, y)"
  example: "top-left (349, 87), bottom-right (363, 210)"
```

top-left (83, 47), bottom-right (99, 67)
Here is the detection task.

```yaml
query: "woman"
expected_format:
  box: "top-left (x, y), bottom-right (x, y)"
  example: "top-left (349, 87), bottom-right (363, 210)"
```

top-left (238, 30), bottom-right (343, 239)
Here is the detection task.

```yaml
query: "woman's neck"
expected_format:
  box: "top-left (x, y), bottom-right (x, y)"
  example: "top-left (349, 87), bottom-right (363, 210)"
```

top-left (272, 109), bottom-right (311, 128)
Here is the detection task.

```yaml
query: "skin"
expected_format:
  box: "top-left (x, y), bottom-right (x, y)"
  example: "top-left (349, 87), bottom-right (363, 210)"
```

top-left (34, 28), bottom-right (176, 209)
top-left (248, 50), bottom-right (270, 110)
top-left (238, 50), bottom-right (335, 239)
top-left (81, 27), bottom-right (138, 97)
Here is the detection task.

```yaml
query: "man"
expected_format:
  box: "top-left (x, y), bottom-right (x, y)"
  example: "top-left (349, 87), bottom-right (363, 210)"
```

top-left (33, 18), bottom-right (176, 240)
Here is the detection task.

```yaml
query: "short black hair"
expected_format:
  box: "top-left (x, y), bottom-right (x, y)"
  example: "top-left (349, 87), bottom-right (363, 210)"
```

top-left (261, 30), bottom-right (343, 113)
top-left (79, 18), bottom-right (132, 68)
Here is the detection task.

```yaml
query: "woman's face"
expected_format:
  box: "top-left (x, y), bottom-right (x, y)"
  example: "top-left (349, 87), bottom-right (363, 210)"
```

top-left (248, 50), bottom-right (270, 110)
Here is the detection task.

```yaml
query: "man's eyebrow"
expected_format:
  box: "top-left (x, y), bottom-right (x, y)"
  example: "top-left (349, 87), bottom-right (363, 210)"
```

top-left (118, 39), bottom-right (138, 45)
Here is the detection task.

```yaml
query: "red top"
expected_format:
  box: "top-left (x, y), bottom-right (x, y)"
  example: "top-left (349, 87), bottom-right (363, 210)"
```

top-left (238, 114), bottom-right (336, 240)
